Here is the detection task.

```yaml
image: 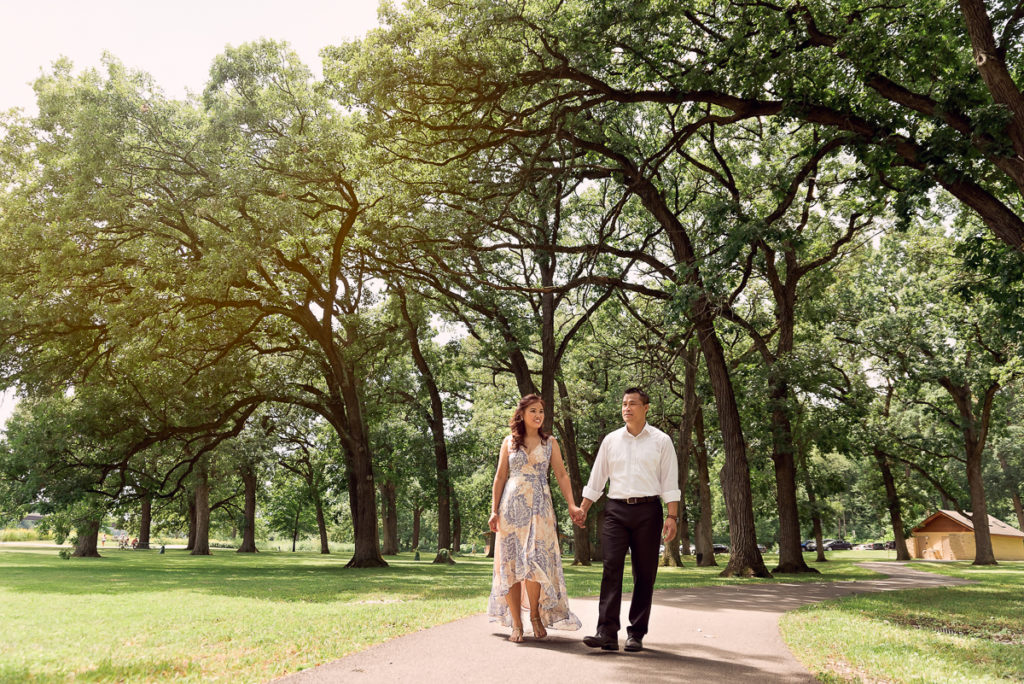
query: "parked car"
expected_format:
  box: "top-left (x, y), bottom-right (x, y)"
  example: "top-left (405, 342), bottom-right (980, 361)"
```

top-left (801, 539), bottom-right (815, 550)
top-left (712, 543), bottom-right (729, 554)
top-left (805, 539), bottom-right (830, 552)
top-left (854, 542), bottom-right (885, 550)
top-left (824, 539), bottom-right (853, 550)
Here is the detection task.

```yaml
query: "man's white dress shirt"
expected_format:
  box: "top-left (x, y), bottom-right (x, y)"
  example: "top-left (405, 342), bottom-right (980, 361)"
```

top-left (582, 423), bottom-right (681, 503)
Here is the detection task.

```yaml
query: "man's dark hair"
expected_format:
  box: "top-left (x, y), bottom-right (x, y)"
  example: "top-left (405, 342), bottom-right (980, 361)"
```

top-left (623, 387), bottom-right (650, 405)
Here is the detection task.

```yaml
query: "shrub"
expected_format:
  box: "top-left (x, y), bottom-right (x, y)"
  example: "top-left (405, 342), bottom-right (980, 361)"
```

top-left (0, 527), bottom-right (51, 542)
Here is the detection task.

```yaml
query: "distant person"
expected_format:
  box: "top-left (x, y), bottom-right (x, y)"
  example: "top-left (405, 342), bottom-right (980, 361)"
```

top-left (102, 534), bottom-right (106, 547)
top-left (574, 387), bottom-right (680, 652)
top-left (487, 394), bottom-right (582, 642)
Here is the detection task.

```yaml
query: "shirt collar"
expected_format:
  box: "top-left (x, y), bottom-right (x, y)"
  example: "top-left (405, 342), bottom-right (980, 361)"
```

top-left (622, 422), bottom-right (650, 438)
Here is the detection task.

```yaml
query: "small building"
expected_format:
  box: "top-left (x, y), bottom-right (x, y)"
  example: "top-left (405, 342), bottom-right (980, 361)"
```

top-left (17, 513), bottom-right (44, 529)
top-left (907, 509), bottom-right (1024, 561)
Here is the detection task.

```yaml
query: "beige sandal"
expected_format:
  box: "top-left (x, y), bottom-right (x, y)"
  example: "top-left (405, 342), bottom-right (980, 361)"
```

top-left (531, 617), bottom-right (548, 640)
top-left (509, 625), bottom-right (525, 643)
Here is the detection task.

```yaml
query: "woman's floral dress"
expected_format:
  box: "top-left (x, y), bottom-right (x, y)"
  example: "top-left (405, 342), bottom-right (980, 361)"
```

top-left (487, 436), bottom-right (581, 632)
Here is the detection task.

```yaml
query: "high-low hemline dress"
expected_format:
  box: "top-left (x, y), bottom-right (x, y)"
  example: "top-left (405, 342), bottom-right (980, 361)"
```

top-left (487, 436), bottom-right (581, 631)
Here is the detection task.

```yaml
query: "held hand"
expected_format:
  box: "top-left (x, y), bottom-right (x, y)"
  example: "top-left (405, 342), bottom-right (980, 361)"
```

top-left (568, 505), bottom-right (584, 528)
top-left (662, 517), bottom-right (677, 542)
top-left (488, 512), bottom-right (499, 533)
top-left (573, 506), bottom-right (588, 528)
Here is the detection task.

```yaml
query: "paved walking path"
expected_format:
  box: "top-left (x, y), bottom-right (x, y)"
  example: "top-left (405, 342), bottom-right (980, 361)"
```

top-left (278, 562), bottom-right (972, 684)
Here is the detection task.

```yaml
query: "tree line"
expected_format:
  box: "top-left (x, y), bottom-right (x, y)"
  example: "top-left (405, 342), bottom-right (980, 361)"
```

top-left (1, 1), bottom-right (1023, 574)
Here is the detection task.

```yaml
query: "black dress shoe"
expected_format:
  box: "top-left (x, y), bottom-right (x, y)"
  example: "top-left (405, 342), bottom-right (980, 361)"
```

top-left (624, 635), bottom-right (643, 652)
top-left (583, 633), bottom-right (619, 650)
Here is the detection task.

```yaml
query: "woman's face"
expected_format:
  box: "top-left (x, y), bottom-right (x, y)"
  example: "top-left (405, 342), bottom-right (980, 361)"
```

top-left (523, 401), bottom-right (544, 430)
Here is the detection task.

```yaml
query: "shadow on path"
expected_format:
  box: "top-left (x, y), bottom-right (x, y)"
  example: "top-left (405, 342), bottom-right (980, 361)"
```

top-left (278, 562), bottom-right (972, 684)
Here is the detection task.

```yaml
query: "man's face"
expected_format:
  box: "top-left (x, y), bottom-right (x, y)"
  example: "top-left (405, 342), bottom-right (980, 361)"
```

top-left (621, 393), bottom-right (649, 425)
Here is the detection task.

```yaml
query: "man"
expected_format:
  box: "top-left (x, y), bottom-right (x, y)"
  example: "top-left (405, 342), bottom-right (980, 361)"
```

top-left (572, 388), bottom-right (679, 652)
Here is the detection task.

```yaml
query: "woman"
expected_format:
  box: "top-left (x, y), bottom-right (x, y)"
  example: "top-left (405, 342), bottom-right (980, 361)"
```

top-left (488, 394), bottom-right (582, 642)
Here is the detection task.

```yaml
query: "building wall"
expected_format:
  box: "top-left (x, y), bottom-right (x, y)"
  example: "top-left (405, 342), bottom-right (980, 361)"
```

top-left (909, 532), bottom-right (970, 560)
top-left (918, 518), bottom-right (971, 533)
top-left (992, 536), bottom-right (1024, 561)
top-left (909, 532), bottom-right (1024, 560)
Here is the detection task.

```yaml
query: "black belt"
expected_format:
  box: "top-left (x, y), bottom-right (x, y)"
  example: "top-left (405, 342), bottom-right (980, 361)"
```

top-left (610, 496), bottom-right (660, 504)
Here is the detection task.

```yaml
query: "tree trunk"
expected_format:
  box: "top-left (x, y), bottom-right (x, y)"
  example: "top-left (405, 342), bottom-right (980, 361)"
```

top-left (697, 317), bottom-right (768, 576)
top-left (186, 493), bottom-right (197, 551)
top-left (237, 465), bottom-right (259, 553)
top-left (874, 448), bottom-right (910, 560)
top-left (966, 446), bottom-right (997, 564)
top-left (557, 378), bottom-right (591, 565)
top-left (137, 492), bottom-right (152, 550)
top-left (959, 0), bottom-right (1024, 170)
top-left (769, 378), bottom-right (817, 574)
top-left (485, 531), bottom-right (495, 558)
top-left (331, 365), bottom-right (386, 568)
top-left (432, 428), bottom-right (453, 558)
top-left (397, 290), bottom-right (452, 559)
top-left (633, 171), bottom-right (768, 578)
top-left (539, 217), bottom-right (557, 437)
top-left (313, 489), bottom-right (330, 554)
top-left (661, 404), bottom-right (694, 566)
top-left (995, 448), bottom-right (1024, 532)
top-left (942, 379), bottom-right (997, 565)
top-left (798, 447), bottom-right (827, 563)
top-left (452, 494), bottom-right (462, 553)
top-left (72, 518), bottom-right (102, 558)
top-left (412, 506), bottom-right (422, 550)
top-left (191, 460), bottom-right (211, 556)
top-left (381, 479), bottom-right (398, 555)
top-left (292, 507), bottom-right (300, 552)
top-left (668, 344), bottom-right (699, 564)
top-left (763, 284), bottom-right (814, 574)
top-left (693, 404), bottom-right (717, 567)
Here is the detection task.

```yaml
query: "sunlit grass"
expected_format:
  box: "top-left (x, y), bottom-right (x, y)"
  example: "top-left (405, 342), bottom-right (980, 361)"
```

top-left (780, 561), bottom-right (1024, 683)
top-left (0, 544), bottom-right (886, 682)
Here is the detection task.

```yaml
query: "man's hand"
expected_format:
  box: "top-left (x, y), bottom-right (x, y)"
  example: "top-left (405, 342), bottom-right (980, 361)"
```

top-left (570, 505), bottom-right (586, 528)
top-left (662, 516), bottom-right (677, 542)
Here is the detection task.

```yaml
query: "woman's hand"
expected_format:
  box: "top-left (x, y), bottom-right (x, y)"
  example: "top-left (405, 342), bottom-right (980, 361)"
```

top-left (568, 504), bottom-right (584, 528)
top-left (488, 511), bottom-right (500, 533)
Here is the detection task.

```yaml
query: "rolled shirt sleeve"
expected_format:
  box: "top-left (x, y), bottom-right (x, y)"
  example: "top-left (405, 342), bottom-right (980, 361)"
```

top-left (659, 431), bottom-right (681, 503)
top-left (582, 435), bottom-right (610, 502)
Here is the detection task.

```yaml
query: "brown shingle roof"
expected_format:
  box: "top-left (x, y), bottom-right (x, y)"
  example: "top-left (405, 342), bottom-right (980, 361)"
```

top-left (916, 509), bottom-right (1024, 538)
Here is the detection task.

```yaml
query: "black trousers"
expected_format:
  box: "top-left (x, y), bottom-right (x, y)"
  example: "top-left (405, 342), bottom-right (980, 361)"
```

top-left (597, 498), bottom-right (662, 638)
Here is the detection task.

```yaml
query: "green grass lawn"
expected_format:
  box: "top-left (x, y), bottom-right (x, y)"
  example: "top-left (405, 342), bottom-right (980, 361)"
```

top-left (0, 544), bottom-right (892, 683)
top-left (780, 561), bottom-right (1024, 683)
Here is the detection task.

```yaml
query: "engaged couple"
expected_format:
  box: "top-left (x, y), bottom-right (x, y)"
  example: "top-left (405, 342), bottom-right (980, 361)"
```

top-left (487, 388), bottom-right (680, 652)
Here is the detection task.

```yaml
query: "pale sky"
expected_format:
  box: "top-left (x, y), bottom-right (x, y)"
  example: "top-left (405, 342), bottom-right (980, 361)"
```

top-left (0, 0), bottom-right (383, 428)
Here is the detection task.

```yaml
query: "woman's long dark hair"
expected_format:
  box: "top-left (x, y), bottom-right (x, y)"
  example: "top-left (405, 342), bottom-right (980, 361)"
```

top-left (509, 394), bottom-right (549, 451)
